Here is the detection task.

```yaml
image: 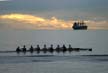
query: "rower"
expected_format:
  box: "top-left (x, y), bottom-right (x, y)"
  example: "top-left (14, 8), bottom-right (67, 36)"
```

top-left (62, 44), bottom-right (67, 52)
top-left (56, 45), bottom-right (60, 53)
top-left (29, 45), bottom-right (34, 53)
top-left (22, 45), bottom-right (27, 54)
top-left (35, 44), bottom-right (40, 51)
top-left (42, 44), bottom-right (47, 53)
top-left (68, 44), bottom-right (73, 52)
top-left (49, 44), bottom-right (54, 53)
top-left (16, 46), bottom-right (21, 54)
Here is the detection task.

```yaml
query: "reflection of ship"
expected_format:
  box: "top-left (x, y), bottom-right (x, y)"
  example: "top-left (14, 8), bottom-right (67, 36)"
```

top-left (72, 21), bottom-right (88, 30)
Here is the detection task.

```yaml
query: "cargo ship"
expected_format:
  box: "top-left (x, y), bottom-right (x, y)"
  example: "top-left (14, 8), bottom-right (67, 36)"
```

top-left (72, 21), bottom-right (88, 30)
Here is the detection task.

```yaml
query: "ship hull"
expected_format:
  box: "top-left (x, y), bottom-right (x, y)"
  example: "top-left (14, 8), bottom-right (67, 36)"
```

top-left (73, 26), bottom-right (87, 30)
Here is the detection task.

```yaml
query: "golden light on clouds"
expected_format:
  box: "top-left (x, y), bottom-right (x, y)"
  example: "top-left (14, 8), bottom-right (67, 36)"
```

top-left (0, 13), bottom-right (108, 30)
top-left (0, 13), bottom-right (73, 29)
top-left (0, 14), bottom-right (45, 23)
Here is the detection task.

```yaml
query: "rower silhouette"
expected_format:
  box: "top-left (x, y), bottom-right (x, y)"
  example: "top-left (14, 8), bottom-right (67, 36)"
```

top-left (62, 44), bottom-right (67, 53)
top-left (22, 45), bottom-right (27, 54)
top-left (56, 45), bottom-right (61, 53)
top-left (42, 44), bottom-right (47, 53)
top-left (29, 45), bottom-right (34, 54)
top-left (68, 44), bottom-right (73, 52)
top-left (16, 46), bottom-right (21, 54)
top-left (35, 45), bottom-right (40, 54)
top-left (49, 44), bottom-right (54, 53)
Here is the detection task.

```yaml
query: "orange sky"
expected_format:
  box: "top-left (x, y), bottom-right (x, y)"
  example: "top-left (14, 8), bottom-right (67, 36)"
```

top-left (0, 13), bottom-right (108, 30)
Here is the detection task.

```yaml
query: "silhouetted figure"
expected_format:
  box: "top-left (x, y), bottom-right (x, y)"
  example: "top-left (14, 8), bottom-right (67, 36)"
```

top-left (56, 45), bottom-right (61, 53)
top-left (42, 44), bottom-right (47, 53)
top-left (48, 44), bottom-right (54, 53)
top-left (68, 44), bottom-right (73, 52)
top-left (16, 46), bottom-right (21, 54)
top-left (29, 45), bottom-right (34, 54)
top-left (35, 45), bottom-right (40, 51)
top-left (22, 45), bottom-right (27, 54)
top-left (35, 45), bottom-right (40, 54)
top-left (62, 44), bottom-right (67, 53)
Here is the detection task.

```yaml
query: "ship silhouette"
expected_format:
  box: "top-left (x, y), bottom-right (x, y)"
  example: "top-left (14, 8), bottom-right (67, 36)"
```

top-left (72, 21), bottom-right (87, 30)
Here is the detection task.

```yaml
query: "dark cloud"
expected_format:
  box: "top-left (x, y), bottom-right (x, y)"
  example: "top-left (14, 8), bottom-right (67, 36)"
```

top-left (0, 0), bottom-right (108, 30)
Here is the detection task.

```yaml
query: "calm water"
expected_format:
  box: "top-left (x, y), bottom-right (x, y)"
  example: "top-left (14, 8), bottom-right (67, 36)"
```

top-left (0, 30), bottom-right (108, 73)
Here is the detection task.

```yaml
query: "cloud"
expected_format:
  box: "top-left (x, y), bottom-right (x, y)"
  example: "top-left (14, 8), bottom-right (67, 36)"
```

top-left (0, 13), bottom-right (108, 30)
top-left (0, 0), bottom-right (11, 1)
top-left (85, 20), bottom-right (108, 29)
top-left (0, 13), bottom-right (73, 30)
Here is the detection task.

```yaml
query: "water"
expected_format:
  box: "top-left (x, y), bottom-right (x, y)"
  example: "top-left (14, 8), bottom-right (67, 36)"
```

top-left (0, 55), bottom-right (108, 73)
top-left (0, 30), bottom-right (108, 73)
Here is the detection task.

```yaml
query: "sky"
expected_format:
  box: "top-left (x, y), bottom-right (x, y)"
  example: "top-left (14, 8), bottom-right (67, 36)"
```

top-left (0, 0), bottom-right (108, 30)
